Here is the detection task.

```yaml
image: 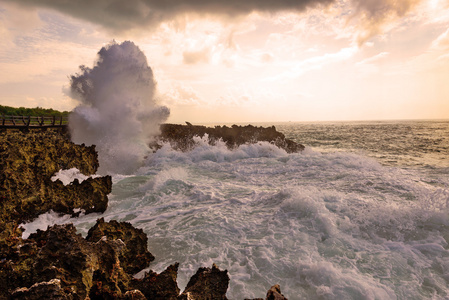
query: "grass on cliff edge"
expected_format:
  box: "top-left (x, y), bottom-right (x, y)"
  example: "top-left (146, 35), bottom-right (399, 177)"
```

top-left (0, 105), bottom-right (69, 117)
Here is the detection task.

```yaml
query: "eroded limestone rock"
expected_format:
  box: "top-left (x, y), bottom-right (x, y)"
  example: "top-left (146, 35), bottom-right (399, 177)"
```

top-left (0, 130), bottom-right (111, 263)
top-left (130, 263), bottom-right (180, 300)
top-left (155, 124), bottom-right (304, 153)
top-left (179, 264), bottom-right (229, 300)
top-left (86, 218), bottom-right (155, 275)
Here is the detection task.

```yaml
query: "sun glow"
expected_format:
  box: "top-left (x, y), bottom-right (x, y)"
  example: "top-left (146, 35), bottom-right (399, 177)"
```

top-left (0, 0), bottom-right (449, 122)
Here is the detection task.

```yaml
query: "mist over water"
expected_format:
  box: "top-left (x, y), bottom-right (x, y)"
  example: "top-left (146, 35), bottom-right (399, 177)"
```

top-left (68, 41), bottom-right (170, 174)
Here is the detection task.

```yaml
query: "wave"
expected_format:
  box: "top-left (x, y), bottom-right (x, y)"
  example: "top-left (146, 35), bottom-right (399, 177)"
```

top-left (21, 143), bottom-right (449, 299)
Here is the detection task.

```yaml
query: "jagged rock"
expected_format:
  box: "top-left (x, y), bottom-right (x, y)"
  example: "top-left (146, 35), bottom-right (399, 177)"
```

top-left (1, 223), bottom-right (136, 299)
top-left (123, 289), bottom-right (147, 300)
top-left (88, 237), bottom-right (130, 299)
top-left (0, 219), bottom-right (171, 299)
top-left (266, 284), bottom-right (288, 300)
top-left (130, 263), bottom-right (180, 300)
top-left (0, 224), bottom-right (97, 298)
top-left (86, 218), bottom-right (155, 275)
top-left (155, 124), bottom-right (304, 153)
top-left (30, 224), bottom-right (101, 299)
top-left (244, 284), bottom-right (288, 300)
top-left (10, 279), bottom-right (71, 300)
top-left (0, 130), bottom-right (112, 262)
top-left (179, 264), bottom-right (229, 300)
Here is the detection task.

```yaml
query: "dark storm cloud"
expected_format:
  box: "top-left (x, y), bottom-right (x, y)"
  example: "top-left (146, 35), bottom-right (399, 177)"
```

top-left (4, 0), bottom-right (423, 40)
top-left (3, 0), bottom-right (335, 31)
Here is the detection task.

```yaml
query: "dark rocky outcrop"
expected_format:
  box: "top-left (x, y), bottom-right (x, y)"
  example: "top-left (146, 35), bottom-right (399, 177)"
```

top-left (86, 218), bottom-right (155, 275)
top-left (154, 124), bottom-right (304, 153)
top-left (10, 279), bottom-right (69, 300)
top-left (2, 221), bottom-right (172, 299)
top-left (130, 264), bottom-right (181, 299)
top-left (266, 284), bottom-right (289, 300)
top-left (1, 221), bottom-right (231, 299)
top-left (179, 264), bottom-right (229, 300)
top-left (0, 130), bottom-right (112, 264)
top-left (245, 284), bottom-right (289, 300)
top-left (0, 130), bottom-right (110, 222)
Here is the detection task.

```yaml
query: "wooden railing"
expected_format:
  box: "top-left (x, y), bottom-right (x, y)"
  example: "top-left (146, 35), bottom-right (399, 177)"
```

top-left (0, 115), bottom-right (68, 129)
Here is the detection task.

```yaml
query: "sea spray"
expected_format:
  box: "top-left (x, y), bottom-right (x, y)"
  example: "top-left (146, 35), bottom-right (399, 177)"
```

top-left (20, 121), bottom-right (449, 299)
top-left (68, 41), bottom-right (169, 174)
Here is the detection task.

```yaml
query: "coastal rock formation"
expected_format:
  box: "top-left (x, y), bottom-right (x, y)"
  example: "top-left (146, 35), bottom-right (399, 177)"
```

top-left (179, 264), bottom-right (229, 300)
top-left (86, 218), bottom-right (155, 275)
top-left (10, 279), bottom-right (68, 300)
top-left (244, 284), bottom-right (289, 300)
top-left (0, 130), bottom-right (112, 266)
top-left (130, 264), bottom-right (181, 299)
top-left (155, 124), bottom-right (304, 153)
top-left (1, 221), bottom-right (230, 299)
top-left (0, 130), bottom-right (110, 222)
top-left (2, 222), bottom-right (152, 299)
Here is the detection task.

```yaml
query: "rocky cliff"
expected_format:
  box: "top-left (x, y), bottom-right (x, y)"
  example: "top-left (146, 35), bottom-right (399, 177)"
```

top-left (0, 130), bottom-right (112, 261)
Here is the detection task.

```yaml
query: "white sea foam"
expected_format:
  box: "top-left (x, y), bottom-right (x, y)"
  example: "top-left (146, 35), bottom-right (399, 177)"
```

top-left (21, 130), bottom-right (449, 299)
top-left (68, 41), bottom-right (169, 175)
top-left (51, 168), bottom-right (100, 185)
top-left (20, 210), bottom-right (83, 239)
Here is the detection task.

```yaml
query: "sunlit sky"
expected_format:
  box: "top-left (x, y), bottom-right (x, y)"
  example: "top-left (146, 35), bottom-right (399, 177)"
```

top-left (1, 0), bottom-right (448, 123)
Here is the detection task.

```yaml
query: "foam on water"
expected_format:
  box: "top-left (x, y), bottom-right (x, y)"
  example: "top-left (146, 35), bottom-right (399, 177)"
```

top-left (51, 168), bottom-right (100, 185)
top-left (21, 138), bottom-right (449, 299)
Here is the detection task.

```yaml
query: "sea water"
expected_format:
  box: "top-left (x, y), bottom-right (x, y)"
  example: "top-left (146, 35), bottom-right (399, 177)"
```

top-left (23, 120), bottom-right (449, 299)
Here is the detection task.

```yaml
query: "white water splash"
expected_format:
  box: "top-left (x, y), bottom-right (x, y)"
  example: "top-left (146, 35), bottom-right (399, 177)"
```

top-left (68, 41), bottom-right (169, 175)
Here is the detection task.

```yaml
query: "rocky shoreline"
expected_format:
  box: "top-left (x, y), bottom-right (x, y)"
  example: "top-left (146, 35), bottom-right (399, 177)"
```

top-left (153, 123), bottom-right (304, 153)
top-left (0, 125), bottom-right (299, 299)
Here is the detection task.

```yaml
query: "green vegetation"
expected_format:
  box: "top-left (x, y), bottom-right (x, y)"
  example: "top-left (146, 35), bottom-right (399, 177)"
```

top-left (0, 105), bottom-right (69, 117)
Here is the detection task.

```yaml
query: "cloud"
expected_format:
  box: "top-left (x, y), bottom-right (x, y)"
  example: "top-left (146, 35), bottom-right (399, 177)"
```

top-left (431, 27), bottom-right (449, 50)
top-left (350, 0), bottom-right (422, 44)
top-left (355, 52), bottom-right (389, 75)
top-left (2, 0), bottom-right (427, 43)
top-left (260, 53), bottom-right (274, 63)
top-left (183, 48), bottom-right (210, 64)
top-left (3, 0), bottom-right (334, 33)
top-left (160, 82), bottom-right (203, 106)
top-left (265, 46), bottom-right (358, 81)
top-left (356, 52), bottom-right (389, 65)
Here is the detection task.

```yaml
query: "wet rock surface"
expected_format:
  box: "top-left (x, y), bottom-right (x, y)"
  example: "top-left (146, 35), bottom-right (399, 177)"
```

top-left (130, 263), bottom-right (181, 300)
top-left (1, 221), bottom-right (231, 299)
top-left (0, 130), bottom-right (112, 261)
top-left (155, 123), bottom-right (304, 153)
top-left (86, 218), bottom-right (155, 275)
top-left (179, 264), bottom-right (229, 300)
top-left (245, 284), bottom-right (289, 300)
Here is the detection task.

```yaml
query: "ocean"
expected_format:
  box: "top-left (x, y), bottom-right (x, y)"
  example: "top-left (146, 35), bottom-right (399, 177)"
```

top-left (23, 120), bottom-right (449, 299)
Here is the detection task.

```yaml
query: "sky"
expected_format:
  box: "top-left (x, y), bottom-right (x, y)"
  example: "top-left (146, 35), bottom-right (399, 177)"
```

top-left (0, 0), bottom-right (448, 123)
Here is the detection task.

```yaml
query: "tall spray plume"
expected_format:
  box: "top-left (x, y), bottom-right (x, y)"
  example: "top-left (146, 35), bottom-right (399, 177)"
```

top-left (68, 41), bottom-right (170, 174)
